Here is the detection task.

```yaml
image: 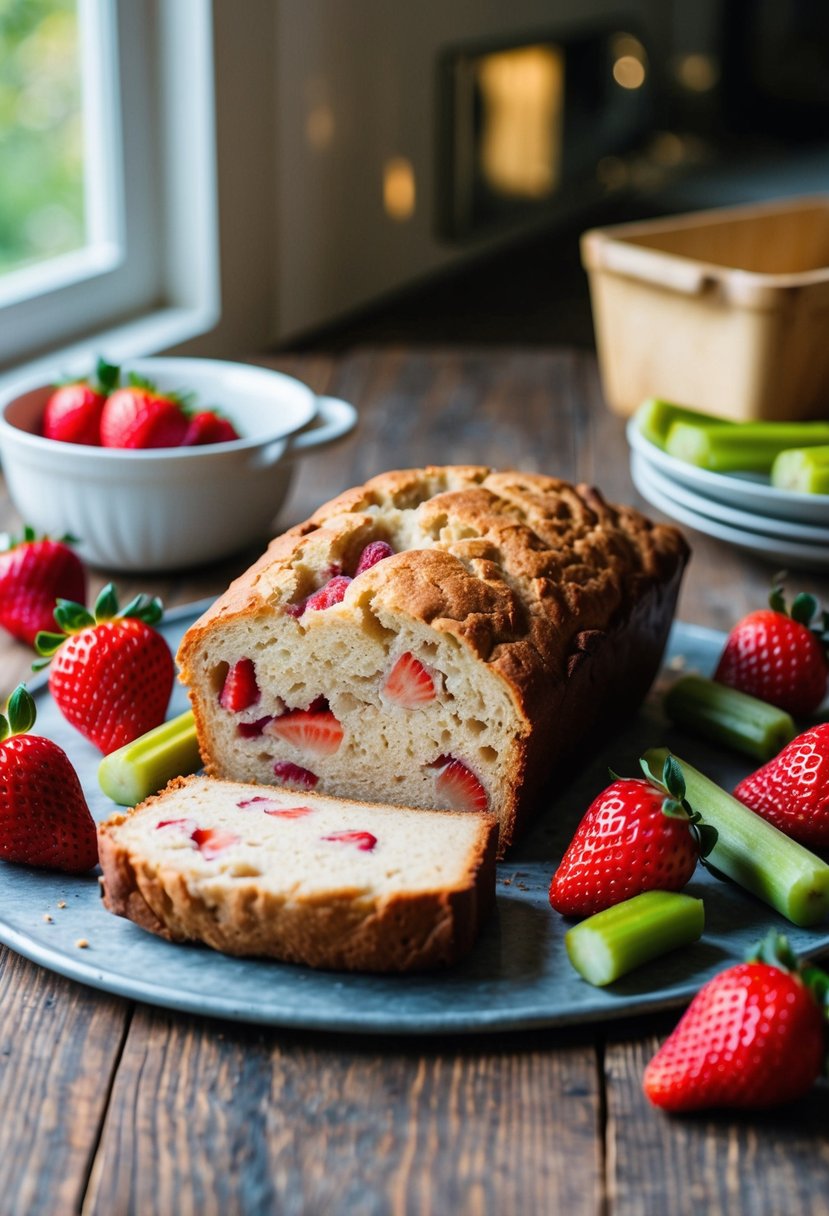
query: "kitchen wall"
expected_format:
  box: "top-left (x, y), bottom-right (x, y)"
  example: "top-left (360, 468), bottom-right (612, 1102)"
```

top-left (270, 0), bottom-right (672, 342)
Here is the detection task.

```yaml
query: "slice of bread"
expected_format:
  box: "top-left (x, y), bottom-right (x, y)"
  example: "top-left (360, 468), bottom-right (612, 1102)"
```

top-left (98, 775), bottom-right (498, 972)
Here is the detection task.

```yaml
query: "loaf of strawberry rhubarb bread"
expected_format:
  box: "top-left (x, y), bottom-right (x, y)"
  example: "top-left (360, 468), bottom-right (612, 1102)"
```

top-left (99, 775), bottom-right (497, 971)
top-left (176, 466), bottom-right (688, 854)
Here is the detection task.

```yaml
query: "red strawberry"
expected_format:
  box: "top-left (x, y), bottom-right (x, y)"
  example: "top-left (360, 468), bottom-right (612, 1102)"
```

top-left (287, 576), bottom-right (353, 618)
top-left (42, 358), bottom-right (120, 445)
top-left (643, 933), bottom-right (828, 1111)
top-left (99, 374), bottom-right (190, 449)
top-left (156, 817), bottom-right (196, 833)
top-left (0, 685), bottom-right (98, 872)
top-left (236, 795), bottom-right (312, 818)
top-left (0, 528), bottom-right (86, 646)
top-left (273, 760), bottom-right (318, 789)
top-left (266, 707), bottom-right (344, 756)
top-left (322, 830), bottom-right (377, 852)
top-left (36, 583), bottom-right (174, 755)
top-left (354, 540), bottom-right (394, 575)
top-left (433, 757), bottom-right (489, 813)
top-left (182, 410), bottom-right (240, 445)
top-left (714, 579), bottom-right (829, 716)
top-left (219, 658), bottom-right (260, 712)
top-left (549, 756), bottom-right (715, 919)
top-left (191, 826), bottom-right (239, 860)
top-left (733, 722), bottom-right (829, 847)
top-left (383, 652), bottom-right (435, 707)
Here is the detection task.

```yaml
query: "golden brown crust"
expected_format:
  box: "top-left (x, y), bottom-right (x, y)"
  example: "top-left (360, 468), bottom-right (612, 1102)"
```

top-left (98, 777), bottom-right (498, 973)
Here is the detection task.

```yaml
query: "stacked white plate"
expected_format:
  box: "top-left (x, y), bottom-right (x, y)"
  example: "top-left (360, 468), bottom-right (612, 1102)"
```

top-left (627, 420), bottom-right (829, 570)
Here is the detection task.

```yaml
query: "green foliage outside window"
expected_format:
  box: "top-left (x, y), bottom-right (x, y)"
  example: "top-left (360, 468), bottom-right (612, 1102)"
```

top-left (0, 0), bottom-right (84, 274)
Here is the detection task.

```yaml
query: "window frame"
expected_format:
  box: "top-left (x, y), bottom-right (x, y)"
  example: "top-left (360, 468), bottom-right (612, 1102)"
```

top-left (0, 0), bottom-right (220, 377)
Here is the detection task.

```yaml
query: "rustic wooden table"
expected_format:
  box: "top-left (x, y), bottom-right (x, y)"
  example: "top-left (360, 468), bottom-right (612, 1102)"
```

top-left (1, 346), bottom-right (827, 1216)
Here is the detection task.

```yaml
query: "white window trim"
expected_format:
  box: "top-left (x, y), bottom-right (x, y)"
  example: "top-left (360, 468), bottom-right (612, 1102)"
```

top-left (0, 0), bottom-right (223, 389)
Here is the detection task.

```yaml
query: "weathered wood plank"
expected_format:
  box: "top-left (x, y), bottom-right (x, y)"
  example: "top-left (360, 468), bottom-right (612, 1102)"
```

top-left (605, 1031), bottom-right (829, 1216)
top-left (0, 949), bottom-right (131, 1216)
top-left (84, 1009), bottom-right (603, 1216)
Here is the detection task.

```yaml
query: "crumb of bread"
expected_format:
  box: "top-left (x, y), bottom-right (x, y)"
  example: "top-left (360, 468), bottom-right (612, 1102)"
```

top-left (43, 913), bottom-right (53, 923)
top-left (75, 938), bottom-right (89, 949)
top-left (57, 900), bottom-right (67, 909)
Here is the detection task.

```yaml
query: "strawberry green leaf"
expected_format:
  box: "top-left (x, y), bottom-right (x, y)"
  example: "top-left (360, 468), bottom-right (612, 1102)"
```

top-left (746, 929), bottom-right (798, 971)
top-left (769, 583), bottom-right (787, 614)
top-left (791, 593), bottom-right (818, 626)
top-left (54, 599), bottom-right (95, 632)
top-left (662, 754), bottom-right (686, 800)
top-left (694, 823), bottom-right (718, 858)
top-left (23, 524), bottom-right (36, 543)
top-left (34, 630), bottom-right (68, 657)
top-left (94, 583), bottom-right (120, 621)
top-left (6, 684), bottom-right (36, 736)
top-left (661, 798), bottom-right (688, 820)
top-left (799, 965), bottom-right (829, 1015)
top-left (0, 714), bottom-right (7, 743)
top-left (639, 755), bottom-right (660, 787)
top-left (127, 371), bottom-right (157, 391)
top-left (120, 593), bottom-right (163, 625)
top-left (95, 357), bottom-right (120, 393)
top-left (170, 388), bottom-right (196, 411)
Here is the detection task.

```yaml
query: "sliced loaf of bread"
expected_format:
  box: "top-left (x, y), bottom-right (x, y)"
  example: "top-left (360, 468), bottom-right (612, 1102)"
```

top-left (98, 775), bottom-right (497, 972)
top-left (176, 466), bottom-right (687, 856)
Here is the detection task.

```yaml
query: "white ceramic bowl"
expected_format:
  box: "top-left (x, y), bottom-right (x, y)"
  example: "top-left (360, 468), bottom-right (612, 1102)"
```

top-left (0, 357), bottom-right (356, 571)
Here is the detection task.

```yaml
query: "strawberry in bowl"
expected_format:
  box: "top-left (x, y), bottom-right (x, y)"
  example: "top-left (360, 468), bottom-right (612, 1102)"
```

top-left (0, 357), bottom-right (356, 571)
top-left (42, 358), bottom-right (120, 445)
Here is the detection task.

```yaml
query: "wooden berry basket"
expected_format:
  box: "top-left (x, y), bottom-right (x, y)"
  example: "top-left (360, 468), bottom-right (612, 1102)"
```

top-left (581, 195), bottom-right (829, 422)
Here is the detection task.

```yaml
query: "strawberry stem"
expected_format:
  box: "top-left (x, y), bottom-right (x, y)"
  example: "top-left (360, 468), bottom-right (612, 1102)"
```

top-left (95, 357), bottom-right (120, 393)
top-left (34, 583), bottom-right (165, 668)
top-left (638, 754), bottom-right (718, 860)
top-left (747, 930), bottom-right (829, 1022)
top-left (768, 575), bottom-right (829, 649)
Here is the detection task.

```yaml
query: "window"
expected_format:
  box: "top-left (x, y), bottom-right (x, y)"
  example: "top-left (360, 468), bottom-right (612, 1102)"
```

top-left (0, 0), bottom-right (219, 373)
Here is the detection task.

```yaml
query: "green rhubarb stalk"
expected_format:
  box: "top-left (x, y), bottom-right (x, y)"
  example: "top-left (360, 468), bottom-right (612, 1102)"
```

top-left (565, 890), bottom-right (704, 987)
top-left (664, 675), bottom-right (795, 762)
top-left (770, 446), bottom-right (829, 495)
top-left (98, 709), bottom-right (200, 806)
top-left (643, 748), bottom-right (829, 927)
top-left (665, 420), bottom-right (829, 473)
top-left (635, 399), bottom-right (726, 451)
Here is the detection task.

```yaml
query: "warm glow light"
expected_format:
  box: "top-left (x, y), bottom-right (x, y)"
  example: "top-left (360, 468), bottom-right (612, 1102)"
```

top-left (675, 53), bottom-right (719, 92)
top-left (476, 46), bottom-right (564, 199)
top-left (650, 131), bottom-right (685, 166)
top-left (383, 157), bottom-right (416, 221)
top-left (305, 103), bottom-right (335, 151)
top-left (613, 55), bottom-right (646, 89)
top-left (596, 156), bottom-right (629, 191)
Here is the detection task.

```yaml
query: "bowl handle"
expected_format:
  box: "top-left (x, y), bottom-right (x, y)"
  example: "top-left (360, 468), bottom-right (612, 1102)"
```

top-left (287, 395), bottom-right (357, 453)
top-left (245, 396), bottom-right (357, 470)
